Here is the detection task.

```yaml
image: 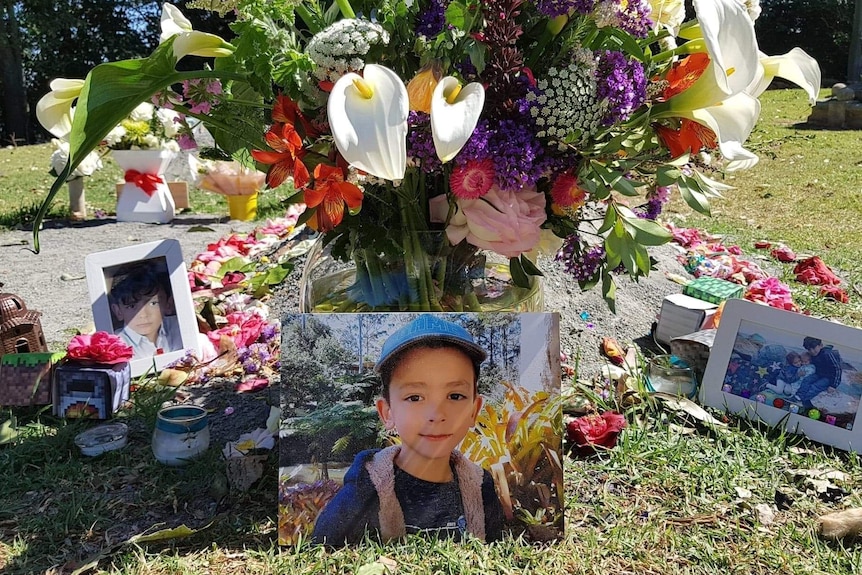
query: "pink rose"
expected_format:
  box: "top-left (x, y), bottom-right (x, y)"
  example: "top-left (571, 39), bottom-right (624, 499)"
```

top-left (432, 185), bottom-right (546, 258)
top-left (66, 331), bottom-right (133, 364)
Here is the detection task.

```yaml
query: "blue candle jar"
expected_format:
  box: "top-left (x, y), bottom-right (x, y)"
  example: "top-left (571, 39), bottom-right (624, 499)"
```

top-left (151, 404), bottom-right (210, 466)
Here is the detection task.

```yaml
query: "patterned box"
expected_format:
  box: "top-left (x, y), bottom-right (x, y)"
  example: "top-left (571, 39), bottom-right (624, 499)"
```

top-left (53, 361), bottom-right (131, 419)
top-left (0, 352), bottom-right (65, 406)
top-left (683, 277), bottom-right (744, 304)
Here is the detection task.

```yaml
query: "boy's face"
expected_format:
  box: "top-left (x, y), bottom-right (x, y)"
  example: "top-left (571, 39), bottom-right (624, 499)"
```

top-left (801, 353), bottom-right (812, 364)
top-left (806, 344), bottom-right (823, 356)
top-left (376, 346), bottom-right (482, 482)
top-left (791, 356), bottom-right (802, 367)
top-left (111, 290), bottom-right (166, 343)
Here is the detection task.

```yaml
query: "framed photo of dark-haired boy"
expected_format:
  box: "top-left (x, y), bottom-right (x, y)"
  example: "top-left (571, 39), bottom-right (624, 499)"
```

top-left (702, 299), bottom-right (862, 453)
top-left (278, 312), bottom-right (563, 547)
top-left (84, 239), bottom-right (200, 377)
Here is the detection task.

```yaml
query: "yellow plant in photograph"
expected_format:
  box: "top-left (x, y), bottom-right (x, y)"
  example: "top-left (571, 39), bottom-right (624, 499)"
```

top-left (460, 381), bottom-right (563, 538)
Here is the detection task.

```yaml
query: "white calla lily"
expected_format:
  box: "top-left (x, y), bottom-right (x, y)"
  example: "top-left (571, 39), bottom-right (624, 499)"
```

top-left (649, 0), bottom-right (686, 35)
top-left (748, 48), bottom-right (821, 104)
top-left (669, 0), bottom-right (758, 115)
top-left (686, 92), bottom-right (762, 171)
top-left (328, 64), bottom-right (408, 180)
top-left (159, 3), bottom-right (233, 60)
top-left (36, 78), bottom-right (85, 138)
top-left (430, 76), bottom-right (485, 163)
top-left (691, 0), bottom-right (758, 96)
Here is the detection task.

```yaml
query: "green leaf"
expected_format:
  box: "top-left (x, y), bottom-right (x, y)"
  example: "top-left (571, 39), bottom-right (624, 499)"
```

top-left (678, 176), bottom-right (711, 215)
top-left (216, 257), bottom-right (255, 276)
top-left (445, 1), bottom-right (469, 29)
top-left (656, 165), bottom-right (682, 187)
top-left (619, 208), bottom-right (672, 246)
top-left (597, 204), bottom-right (617, 235)
top-left (465, 38), bottom-right (487, 74)
top-left (519, 255), bottom-right (544, 277)
top-left (601, 271), bottom-right (617, 314)
top-left (509, 257), bottom-right (531, 289)
top-left (633, 241), bottom-right (651, 275)
top-left (604, 221), bottom-right (625, 270)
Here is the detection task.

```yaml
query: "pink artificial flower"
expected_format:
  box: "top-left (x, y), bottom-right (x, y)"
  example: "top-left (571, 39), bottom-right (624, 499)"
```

top-left (745, 277), bottom-right (798, 311)
top-left (669, 225), bottom-right (703, 248)
top-left (450, 159), bottom-right (495, 199)
top-left (770, 245), bottom-right (797, 262)
top-left (207, 311), bottom-right (267, 349)
top-left (566, 411), bottom-right (627, 455)
top-left (66, 332), bottom-right (133, 364)
top-left (433, 185), bottom-right (547, 258)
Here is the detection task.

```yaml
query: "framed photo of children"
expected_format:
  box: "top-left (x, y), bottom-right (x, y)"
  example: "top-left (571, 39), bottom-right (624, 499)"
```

top-left (701, 299), bottom-right (862, 453)
top-left (278, 312), bottom-right (563, 547)
top-left (84, 239), bottom-right (200, 377)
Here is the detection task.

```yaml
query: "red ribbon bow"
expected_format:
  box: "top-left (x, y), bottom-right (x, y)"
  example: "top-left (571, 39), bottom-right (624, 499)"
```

top-left (124, 170), bottom-right (163, 196)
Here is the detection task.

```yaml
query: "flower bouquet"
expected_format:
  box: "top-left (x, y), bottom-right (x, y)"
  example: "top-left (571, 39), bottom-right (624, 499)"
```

top-left (35, 0), bottom-right (821, 312)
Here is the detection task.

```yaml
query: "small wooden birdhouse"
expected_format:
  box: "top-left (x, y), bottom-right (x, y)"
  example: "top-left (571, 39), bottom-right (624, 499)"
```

top-left (0, 293), bottom-right (48, 355)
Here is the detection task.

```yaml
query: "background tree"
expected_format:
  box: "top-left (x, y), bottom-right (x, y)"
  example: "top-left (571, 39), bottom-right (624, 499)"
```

top-left (0, 0), bottom-right (234, 145)
top-left (756, 0), bottom-right (852, 84)
top-left (850, 0), bottom-right (862, 81)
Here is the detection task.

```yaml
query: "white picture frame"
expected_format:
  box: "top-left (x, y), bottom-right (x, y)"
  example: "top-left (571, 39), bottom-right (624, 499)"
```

top-left (84, 239), bottom-right (200, 377)
top-left (701, 299), bottom-right (862, 453)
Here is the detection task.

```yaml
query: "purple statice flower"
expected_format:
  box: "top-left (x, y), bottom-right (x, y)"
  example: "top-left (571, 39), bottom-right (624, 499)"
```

top-left (260, 323), bottom-right (279, 343)
top-left (453, 57), bottom-right (477, 79)
top-left (415, 0), bottom-right (447, 37)
top-left (458, 119), bottom-right (545, 190)
top-left (488, 119), bottom-right (546, 191)
top-left (242, 359), bottom-right (260, 374)
top-left (407, 112), bottom-right (442, 173)
top-left (611, 0), bottom-right (653, 38)
top-left (595, 50), bottom-right (646, 125)
top-left (556, 235), bottom-right (605, 282)
top-left (456, 120), bottom-right (492, 163)
top-left (569, 0), bottom-right (597, 14)
top-left (636, 198), bottom-right (664, 220)
top-left (536, 0), bottom-right (588, 17)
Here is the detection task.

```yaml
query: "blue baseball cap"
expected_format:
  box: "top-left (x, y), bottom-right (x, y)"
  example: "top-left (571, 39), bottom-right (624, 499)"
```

top-left (374, 315), bottom-right (487, 373)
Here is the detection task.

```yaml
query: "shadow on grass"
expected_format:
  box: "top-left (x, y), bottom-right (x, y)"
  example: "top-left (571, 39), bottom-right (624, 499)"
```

top-left (0, 393), bottom-right (278, 575)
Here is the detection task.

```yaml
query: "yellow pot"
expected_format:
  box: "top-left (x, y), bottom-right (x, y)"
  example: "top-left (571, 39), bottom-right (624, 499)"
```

top-left (227, 192), bottom-right (258, 221)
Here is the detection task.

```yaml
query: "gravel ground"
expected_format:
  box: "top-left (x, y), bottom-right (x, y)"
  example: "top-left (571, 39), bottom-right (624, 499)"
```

top-left (1, 214), bottom-right (691, 381)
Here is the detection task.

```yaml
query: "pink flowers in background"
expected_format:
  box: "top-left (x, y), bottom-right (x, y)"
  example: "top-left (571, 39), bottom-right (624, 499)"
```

top-left (169, 212), bottom-right (304, 388)
top-left (66, 332), bottom-right (133, 364)
top-left (744, 277), bottom-right (798, 312)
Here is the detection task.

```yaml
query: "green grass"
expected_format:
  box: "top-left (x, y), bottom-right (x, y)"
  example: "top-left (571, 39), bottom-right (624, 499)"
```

top-left (3, 90), bottom-right (862, 573)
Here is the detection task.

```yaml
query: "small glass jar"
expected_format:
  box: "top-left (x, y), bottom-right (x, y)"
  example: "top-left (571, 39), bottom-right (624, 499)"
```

top-left (151, 405), bottom-right (210, 466)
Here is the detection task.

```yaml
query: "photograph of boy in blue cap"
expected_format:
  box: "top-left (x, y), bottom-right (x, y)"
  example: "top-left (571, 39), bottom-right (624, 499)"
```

top-left (311, 315), bottom-right (505, 545)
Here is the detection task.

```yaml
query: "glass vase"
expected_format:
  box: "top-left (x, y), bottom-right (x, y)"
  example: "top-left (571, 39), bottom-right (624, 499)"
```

top-left (299, 232), bottom-right (543, 313)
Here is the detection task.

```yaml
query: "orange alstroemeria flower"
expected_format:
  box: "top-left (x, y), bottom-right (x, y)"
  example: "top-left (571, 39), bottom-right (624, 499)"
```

top-left (272, 94), bottom-right (319, 139)
top-left (304, 164), bottom-right (364, 232)
top-left (251, 123), bottom-right (310, 189)
top-left (662, 53), bottom-right (710, 100)
top-left (655, 119), bottom-right (717, 157)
